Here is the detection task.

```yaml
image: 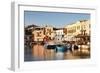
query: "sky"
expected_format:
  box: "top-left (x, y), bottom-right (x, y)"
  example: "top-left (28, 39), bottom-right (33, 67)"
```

top-left (24, 11), bottom-right (90, 28)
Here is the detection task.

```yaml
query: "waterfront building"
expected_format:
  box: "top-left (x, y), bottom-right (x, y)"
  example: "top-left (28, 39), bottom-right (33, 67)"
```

top-left (63, 20), bottom-right (90, 43)
top-left (54, 29), bottom-right (64, 43)
top-left (44, 25), bottom-right (54, 39)
top-left (32, 27), bottom-right (44, 42)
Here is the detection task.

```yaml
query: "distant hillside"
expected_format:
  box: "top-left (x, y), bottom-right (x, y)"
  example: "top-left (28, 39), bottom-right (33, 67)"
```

top-left (25, 24), bottom-right (39, 29)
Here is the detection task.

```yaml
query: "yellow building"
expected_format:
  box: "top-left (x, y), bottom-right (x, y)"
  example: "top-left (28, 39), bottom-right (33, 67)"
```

top-left (44, 25), bottom-right (54, 39)
top-left (32, 27), bottom-right (44, 42)
top-left (32, 25), bottom-right (54, 42)
top-left (64, 20), bottom-right (90, 41)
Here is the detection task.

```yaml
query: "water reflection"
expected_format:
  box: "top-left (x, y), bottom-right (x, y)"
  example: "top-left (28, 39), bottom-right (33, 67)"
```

top-left (24, 44), bottom-right (90, 61)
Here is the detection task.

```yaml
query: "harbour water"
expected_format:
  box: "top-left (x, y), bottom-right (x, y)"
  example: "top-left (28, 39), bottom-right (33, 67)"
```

top-left (24, 44), bottom-right (90, 61)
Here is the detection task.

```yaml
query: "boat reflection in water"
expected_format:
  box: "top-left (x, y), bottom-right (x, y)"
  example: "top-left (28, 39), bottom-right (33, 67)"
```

top-left (55, 44), bottom-right (64, 60)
